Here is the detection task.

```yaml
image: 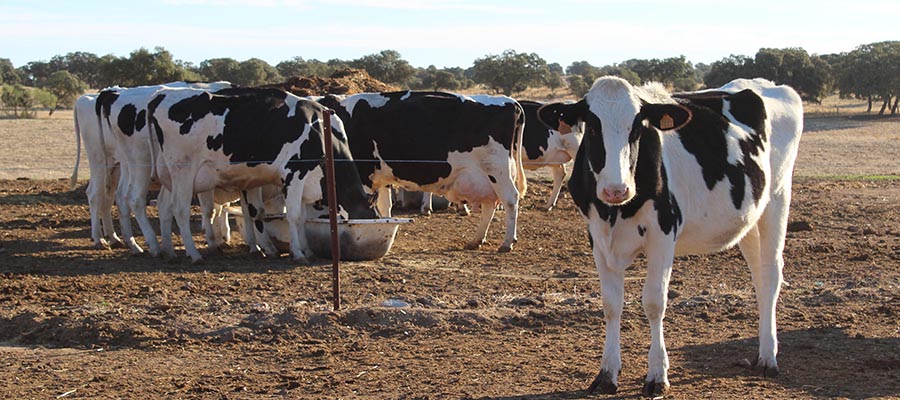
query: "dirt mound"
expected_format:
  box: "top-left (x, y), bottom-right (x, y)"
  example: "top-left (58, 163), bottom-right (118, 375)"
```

top-left (264, 68), bottom-right (399, 97)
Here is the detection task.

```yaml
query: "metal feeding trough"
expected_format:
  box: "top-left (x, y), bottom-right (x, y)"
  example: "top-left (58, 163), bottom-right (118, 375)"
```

top-left (231, 209), bottom-right (412, 261)
top-left (304, 217), bottom-right (413, 261)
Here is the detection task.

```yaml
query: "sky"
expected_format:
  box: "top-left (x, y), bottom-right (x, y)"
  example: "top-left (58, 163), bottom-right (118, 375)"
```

top-left (1, 0), bottom-right (898, 70)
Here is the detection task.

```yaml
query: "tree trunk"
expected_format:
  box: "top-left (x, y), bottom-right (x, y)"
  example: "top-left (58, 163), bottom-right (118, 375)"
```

top-left (866, 95), bottom-right (873, 113)
top-left (892, 96), bottom-right (899, 115)
top-left (878, 96), bottom-right (890, 115)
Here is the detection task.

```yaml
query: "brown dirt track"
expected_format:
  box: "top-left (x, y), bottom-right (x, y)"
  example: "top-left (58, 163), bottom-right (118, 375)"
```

top-left (1, 113), bottom-right (899, 399)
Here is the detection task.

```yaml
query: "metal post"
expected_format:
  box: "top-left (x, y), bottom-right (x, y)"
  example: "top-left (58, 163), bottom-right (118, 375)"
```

top-left (322, 109), bottom-right (341, 311)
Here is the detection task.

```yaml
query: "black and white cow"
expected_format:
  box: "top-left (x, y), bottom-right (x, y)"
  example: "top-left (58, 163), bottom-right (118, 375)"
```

top-left (148, 87), bottom-right (376, 263)
top-left (95, 81), bottom-right (235, 257)
top-left (318, 91), bottom-right (527, 252)
top-left (538, 77), bottom-right (803, 396)
top-left (519, 100), bottom-right (583, 210)
top-left (72, 92), bottom-right (124, 249)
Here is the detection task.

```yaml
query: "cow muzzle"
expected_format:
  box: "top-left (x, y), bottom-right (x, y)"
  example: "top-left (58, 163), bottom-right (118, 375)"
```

top-left (599, 184), bottom-right (632, 205)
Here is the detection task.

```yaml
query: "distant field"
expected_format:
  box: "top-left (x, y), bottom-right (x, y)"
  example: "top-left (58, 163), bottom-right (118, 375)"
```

top-left (1, 96), bottom-right (898, 181)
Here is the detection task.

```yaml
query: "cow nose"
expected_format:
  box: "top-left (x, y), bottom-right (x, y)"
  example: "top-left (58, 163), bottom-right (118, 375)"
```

top-left (602, 185), bottom-right (630, 204)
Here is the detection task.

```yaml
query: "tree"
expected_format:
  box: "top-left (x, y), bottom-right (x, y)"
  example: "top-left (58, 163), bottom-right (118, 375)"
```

top-left (471, 49), bottom-right (550, 96)
top-left (276, 56), bottom-right (339, 78)
top-left (1, 84), bottom-right (34, 118)
top-left (98, 47), bottom-right (194, 87)
top-left (42, 70), bottom-right (88, 112)
top-left (231, 58), bottom-right (282, 87)
top-left (834, 41), bottom-right (900, 114)
top-left (0, 58), bottom-right (21, 84)
top-left (199, 58), bottom-right (241, 82)
top-left (704, 54), bottom-right (756, 88)
top-left (350, 50), bottom-right (416, 86)
top-left (49, 52), bottom-right (103, 88)
top-left (416, 65), bottom-right (461, 91)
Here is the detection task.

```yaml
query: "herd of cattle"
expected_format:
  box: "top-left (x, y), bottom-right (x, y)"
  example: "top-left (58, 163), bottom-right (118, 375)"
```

top-left (69, 77), bottom-right (803, 397)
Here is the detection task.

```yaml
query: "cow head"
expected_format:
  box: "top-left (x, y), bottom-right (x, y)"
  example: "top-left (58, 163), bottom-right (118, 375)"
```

top-left (538, 76), bottom-right (691, 206)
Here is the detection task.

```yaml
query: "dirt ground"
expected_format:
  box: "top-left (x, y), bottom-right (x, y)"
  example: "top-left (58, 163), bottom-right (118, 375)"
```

top-left (0, 108), bottom-right (899, 399)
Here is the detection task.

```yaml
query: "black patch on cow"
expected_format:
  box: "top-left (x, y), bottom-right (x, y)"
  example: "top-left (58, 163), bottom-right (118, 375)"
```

top-left (674, 89), bottom-right (768, 209)
top-left (637, 225), bottom-right (646, 236)
top-left (254, 220), bottom-right (265, 233)
top-left (147, 94), bottom-right (167, 149)
top-left (135, 109), bottom-right (146, 132)
top-left (96, 90), bottom-right (120, 126)
top-left (488, 175), bottom-right (497, 184)
top-left (330, 91), bottom-right (521, 188)
top-left (247, 203), bottom-right (258, 218)
top-left (117, 104), bottom-right (138, 137)
top-left (520, 100), bottom-right (552, 161)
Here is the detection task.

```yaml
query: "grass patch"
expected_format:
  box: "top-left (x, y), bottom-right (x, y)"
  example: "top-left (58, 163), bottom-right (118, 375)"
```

top-left (802, 174), bottom-right (900, 181)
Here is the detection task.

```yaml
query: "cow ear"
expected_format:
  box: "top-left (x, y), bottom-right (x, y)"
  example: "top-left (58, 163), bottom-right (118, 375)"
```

top-left (537, 100), bottom-right (586, 134)
top-left (641, 103), bottom-right (692, 131)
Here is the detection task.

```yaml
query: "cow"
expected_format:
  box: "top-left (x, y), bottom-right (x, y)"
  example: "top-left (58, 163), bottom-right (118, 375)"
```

top-left (318, 91), bottom-right (527, 252)
top-left (519, 100), bottom-right (584, 210)
top-left (71, 93), bottom-right (124, 249)
top-left (147, 87), bottom-right (377, 263)
top-left (95, 81), bottom-right (251, 258)
top-left (537, 76), bottom-right (803, 397)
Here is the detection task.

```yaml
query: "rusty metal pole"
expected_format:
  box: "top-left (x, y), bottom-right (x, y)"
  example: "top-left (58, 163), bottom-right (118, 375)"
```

top-left (322, 109), bottom-right (341, 311)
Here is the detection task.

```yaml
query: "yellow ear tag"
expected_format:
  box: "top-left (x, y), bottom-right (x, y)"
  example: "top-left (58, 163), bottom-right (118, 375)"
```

top-left (659, 113), bottom-right (674, 130)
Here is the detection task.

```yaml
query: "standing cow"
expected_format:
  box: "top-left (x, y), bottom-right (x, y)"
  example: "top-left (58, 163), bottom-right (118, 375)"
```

top-left (71, 93), bottom-right (124, 249)
top-left (318, 91), bottom-right (527, 252)
top-left (148, 87), bottom-right (376, 263)
top-left (538, 77), bottom-right (802, 396)
top-left (519, 100), bottom-right (584, 210)
top-left (95, 81), bottom-right (234, 257)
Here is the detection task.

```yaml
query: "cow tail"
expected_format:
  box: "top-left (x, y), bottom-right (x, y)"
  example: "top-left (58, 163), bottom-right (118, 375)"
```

top-left (148, 106), bottom-right (159, 182)
top-left (513, 103), bottom-right (527, 199)
top-left (96, 101), bottom-right (111, 189)
top-left (70, 106), bottom-right (82, 189)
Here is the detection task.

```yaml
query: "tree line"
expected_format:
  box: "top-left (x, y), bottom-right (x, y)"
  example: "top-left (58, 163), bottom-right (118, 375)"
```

top-left (2, 41), bottom-right (899, 117)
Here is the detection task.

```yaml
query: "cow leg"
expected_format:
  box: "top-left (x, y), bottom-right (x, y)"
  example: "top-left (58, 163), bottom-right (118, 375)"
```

top-left (420, 192), bottom-right (433, 215)
top-left (375, 186), bottom-right (393, 218)
top-left (455, 202), bottom-right (471, 216)
top-left (214, 204), bottom-right (231, 246)
top-left (641, 240), bottom-right (676, 397)
top-left (284, 179), bottom-right (311, 264)
top-left (115, 164), bottom-right (143, 255)
top-left (465, 203), bottom-right (496, 250)
top-left (244, 187), bottom-right (279, 257)
top-left (157, 187), bottom-right (177, 260)
top-left (101, 165), bottom-right (124, 248)
top-left (494, 179), bottom-right (520, 252)
top-left (126, 166), bottom-right (160, 257)
top-left (170, 173), bottom-right (203, 263)
top-left (197, 190), bottom-right (221, 256)
top-left (587, 243), bottom-right (625, 395)
top-left (545, 164), bottom-right (567, 211)
top-left (741, 190), bottom-right (789, 378)
top-left (85, 172), bottom-right (108, 249)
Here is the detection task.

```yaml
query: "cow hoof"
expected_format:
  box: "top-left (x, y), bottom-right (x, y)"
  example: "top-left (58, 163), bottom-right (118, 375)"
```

top-left (755, 359), bottom-right (779, 378)
top-left (497, 244), bottom-right (513, 253)
top-left (587, 369), bottom-right (617, 395)
top-left (109, 239), bottom-right (127, 249)
top-left (93, 240), bottom-right (112, 250)
top-left (464, 241), bottom-right (482, 250)
top-left (249, 250), bottom-right (266, 259)
top-left (642, 378), bottom-right (669, 398)
top-left (129, 248), bottom-right (145, 257)
top-left (419, 209), bottom-right (432, 216)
